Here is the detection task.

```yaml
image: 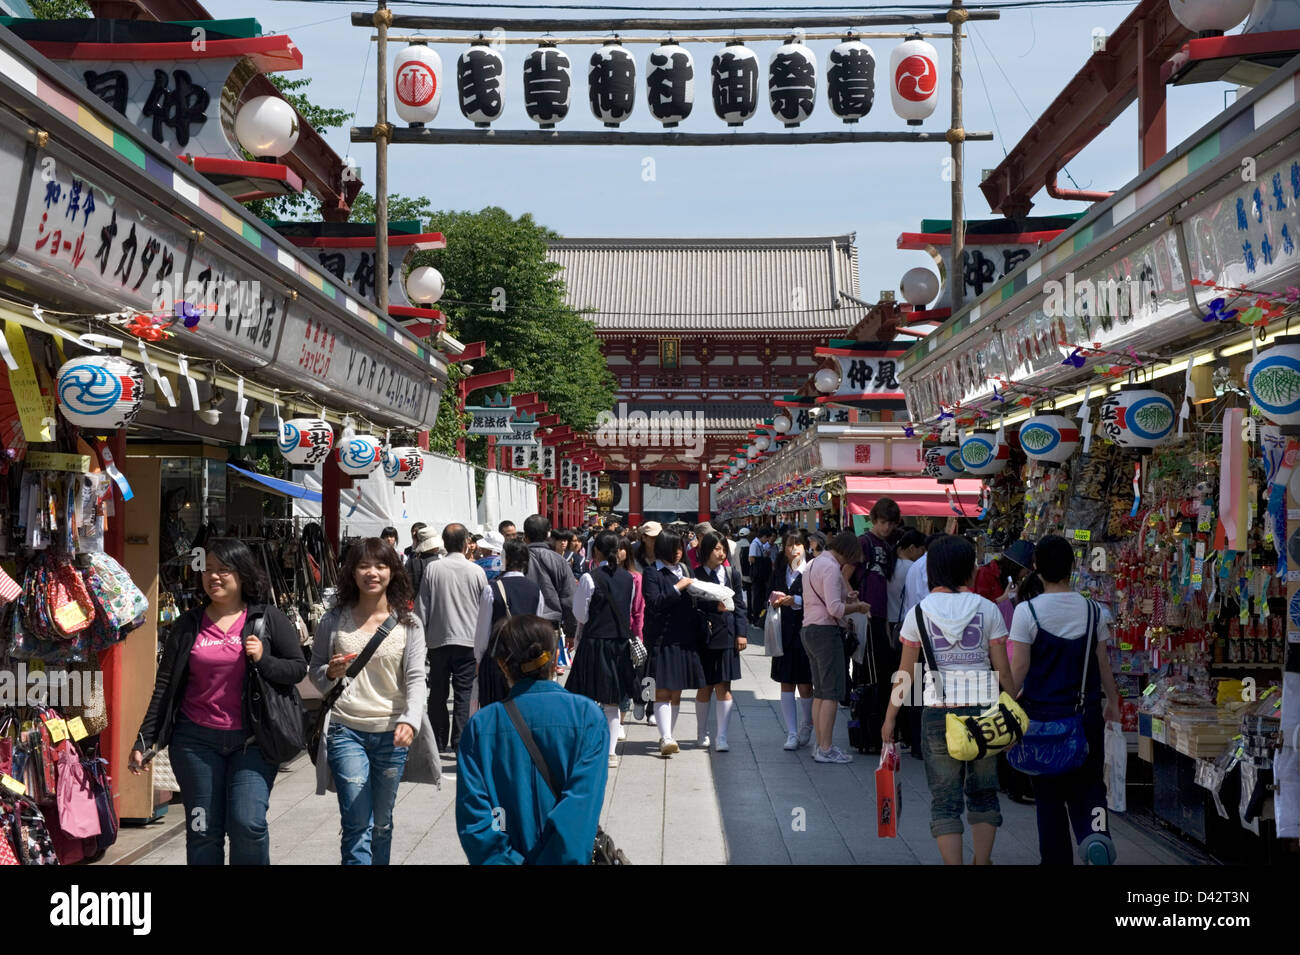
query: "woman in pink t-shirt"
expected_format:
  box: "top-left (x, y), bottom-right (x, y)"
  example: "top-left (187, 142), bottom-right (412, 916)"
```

top-left (132, 538), bottom-right (306, 865)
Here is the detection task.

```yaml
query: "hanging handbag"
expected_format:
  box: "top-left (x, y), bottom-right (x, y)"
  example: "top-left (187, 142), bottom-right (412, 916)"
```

top-left (504, 699), bottom-right (628, 865)
top-left (764, 603), bottom-right (784, 657)
top-left (588, 567), bottom-right (644, 667)
top-left (308, 612), bottom-right (398, 766)
top-left (913, 605), bottom-right (1027, 761)
top-left (1007, 599), bottom-right (1099, 776)
top-left (245, 613), bottom-right (307, 765)
top-left (80, 742), bottom-right (118, 853)
top-left (54, 742), bottom-right (101, 840)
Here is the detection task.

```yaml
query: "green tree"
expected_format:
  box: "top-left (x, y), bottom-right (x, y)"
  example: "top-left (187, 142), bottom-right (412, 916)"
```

top-left (29, 0), bottom-right (91, 17)
top-left (347, 190), bottom-right (436, 227)
top-left (243, 75), bottom-right (353, 221)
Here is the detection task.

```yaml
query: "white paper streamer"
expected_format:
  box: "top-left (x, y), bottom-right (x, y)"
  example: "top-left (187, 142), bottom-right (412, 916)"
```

top-left (1079, 384), bottom-right (1094, 453)
top-left (235, 378), bottom-right (249, 444)
top-left (137, 339), bottom-right (176, 407)
top-left (1179, 362), bottom-right (1192, 437)
top-left (0, 326), bottom-right (17, 371)
top-left (178, 355), bottom-right (200, 410)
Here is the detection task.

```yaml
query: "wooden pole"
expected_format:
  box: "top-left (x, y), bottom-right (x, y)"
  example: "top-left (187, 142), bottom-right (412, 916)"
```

top-left (377, 31), bottom-right (959, 45)
top-left (375, 1), bottom-right (391, 314)
top-left (352, 127), bottom-right (993, 147)
top-left (350, 11), bottom-right (1001, 31)
top-left (948, 1), bottom-right (967, 313)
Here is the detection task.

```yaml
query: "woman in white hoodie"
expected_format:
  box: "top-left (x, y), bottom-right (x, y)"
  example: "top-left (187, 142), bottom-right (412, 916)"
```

top-left (882, 535), bottom-right (1013, 865)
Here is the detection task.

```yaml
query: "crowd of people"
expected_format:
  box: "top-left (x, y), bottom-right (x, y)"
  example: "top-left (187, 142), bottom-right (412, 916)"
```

top-left (128, 503), bottom-right (1120, 867)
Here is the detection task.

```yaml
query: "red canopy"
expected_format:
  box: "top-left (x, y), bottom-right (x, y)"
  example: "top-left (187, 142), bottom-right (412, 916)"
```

top-left (845, 476), bottom-right (985, 518)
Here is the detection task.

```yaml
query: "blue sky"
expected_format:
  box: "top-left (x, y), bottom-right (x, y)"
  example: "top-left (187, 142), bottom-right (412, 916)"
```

top-left (218, 1), bottom-right (1232, 300)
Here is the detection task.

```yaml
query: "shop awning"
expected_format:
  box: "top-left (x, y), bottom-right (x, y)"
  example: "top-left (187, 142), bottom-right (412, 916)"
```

top-left (227, 464), bottom-right (321, 503)
top-left (845, 476), bottom-right (984, 518)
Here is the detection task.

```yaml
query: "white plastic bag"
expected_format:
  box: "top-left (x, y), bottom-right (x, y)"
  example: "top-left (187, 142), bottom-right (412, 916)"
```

top-left (686, 579), bottom-right (733, 606)
top-left (764, 604), bottom-right (784, 656)
top-left (847, 613), bottom-right (870, 666)
top-left (1104, 720), bottom-right (1127, 813)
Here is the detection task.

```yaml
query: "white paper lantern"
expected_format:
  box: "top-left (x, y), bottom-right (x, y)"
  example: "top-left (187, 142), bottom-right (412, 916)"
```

top-left (383, 446), bottom-right (424, 484)
top-left (737, 457), bottom-right (749, 470)
top-left (755, 434), bottom-right (771, 451)
top-left (394, 44), bottom-right (443, 126)
top-left (769, 40), bottom-right (817, 127)
top-left (747, 443), bottom-right (760, 459)
top-left (900, 267), bottom-right (941, 307)
top-left (1247, 336), bottom-right (1300, 430)
top-left (890, 38), bottom-right (939, 125)
top-left (278, 418), bottom-right (334, 468)
top-left (814, 367), bottom-right (840, 393)
top-left (773, 412), bottom-right (792, 433)
top-left (234, 96), bottom-right (300, 158)
top-left (959, 430), bottom-right (1009, 476)
top-left (1099, 387), bottom-right (1176, 450)
top-left (524, 46), bottom-right (571, 128)
top-left (56, 355), bottom-right (145, 431)
top-left (589, 42), bottom-right (636, 127)
top-left (647, 43), bottom-right (694, 127)
top-left (827, 38), bottom-right (875, 123)
top-left (458, 43), bottom-right (505, 126)
top-left (1168, 0), bottom-right (1253, 34)
top-left (711, 42), bottom-right (760, 126)
top-left (924, 445), bottom-right (965, 482)
top-left (406, 265), bottom-right (444, 305)
top-left (335, 434), bottom-right (383, 476)
top-left (1017, 415), bottom-right (1081, 464)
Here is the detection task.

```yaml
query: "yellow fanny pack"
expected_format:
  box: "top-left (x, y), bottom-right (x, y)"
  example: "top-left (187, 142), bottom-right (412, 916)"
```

top-left (944, 692), bottom-right (1029, 761)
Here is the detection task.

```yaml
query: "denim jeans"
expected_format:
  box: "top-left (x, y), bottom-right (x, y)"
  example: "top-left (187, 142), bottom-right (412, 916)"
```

top-left (169, 717), bottom-right (278, 865)
top-left (327, 722), bottom-right (410, 865)
top-left (921, 707), bottom-right (1002, 837)
top-left (1030, 712), bottom-right (1110, 864)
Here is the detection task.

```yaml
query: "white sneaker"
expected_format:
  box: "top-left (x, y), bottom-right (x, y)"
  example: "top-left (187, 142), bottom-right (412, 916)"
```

top-left (796, 724), bottom-right (814, 748)
top-left (813, 745), bottom-right (853, 764)
top-left (608, 754), bottom-right (621, 769)
top-left (698, 733), bottom-right (710, 749)
top-left (784, 733), bottom-right (799, 751)
top-left (715, 737), bottom-right (730, 752)
top-left (617, 724), bottom-right (626, 740)
top-left (659, 737), bottom-right (679, 757)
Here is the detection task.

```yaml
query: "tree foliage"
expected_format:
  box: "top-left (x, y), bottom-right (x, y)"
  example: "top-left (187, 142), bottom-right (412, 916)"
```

top-left (29, 0), bottom-right (90, 17)
top-left (347, 191), bottom-right (436, 226)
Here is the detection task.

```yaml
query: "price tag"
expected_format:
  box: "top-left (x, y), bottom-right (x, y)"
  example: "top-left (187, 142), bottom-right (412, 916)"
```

top-left (1191, 573), bottom-right (1203, 584)
top-left (1073, 529), bottom-right (1091, 541)
top-left (1121, 663), bottom-right (1132, 672)
top-left (0, 774), bottom-right (25, 796)
top-left (43, 717), bottom-right (67, 744)
top-left (1143, 683), bottom-right (1158, 696)
top-left (66, 717), bottom-right (88, 741)
top-left (1261, 686), bottom-right (1279, 701)
top-left (1120, 643), bottom-right (1133, 651)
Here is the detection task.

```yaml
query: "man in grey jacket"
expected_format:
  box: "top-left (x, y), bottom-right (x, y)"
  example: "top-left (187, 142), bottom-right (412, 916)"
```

top-left (522, 514), bottom-right (576, 640)
top-left (416, 522), bottom-right (490, 752)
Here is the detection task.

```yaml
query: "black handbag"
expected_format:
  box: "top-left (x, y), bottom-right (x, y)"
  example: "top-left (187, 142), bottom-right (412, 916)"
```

top-left (504, 699), bottom-right (628, 865)
top-left (245, 613), bottom-right (307, 765)
top-left (308, 612), bottom-right (398, 765)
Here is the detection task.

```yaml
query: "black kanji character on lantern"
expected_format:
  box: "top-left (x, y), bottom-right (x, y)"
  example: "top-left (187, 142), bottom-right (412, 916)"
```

top-left (318, 252), bottom-right (346, 282)
top-left (83, 70), bottom-right (128, 115)
top-left (94, 209), bottom-right (118, 276)
top-left (796, 409), bottom-right (813, 430)
top-left (141, 69), bottom-right (210, 148)
top-left (457, 47), bottom-right (504, 125)
top-left (963, 249), bottom-right (997, 297)
top-left (769, 48), bottom-right (815, 125)
top-left (647, 48), bottom-right (693, 126)
top-left (827, 44), bottom-right (874, 121)
top-left (1003, 248), bottom-right (1031, 275)
top-left (589, 47), bottom-right (636, 125)
top-left (352, 252), bottom-right (394, 302)
top-left (712, 48), bottom-right (759, 125)
top-left (114, 223), bottom-right (138, 286)
top-left (876, 360), bottom-right (899, 390)
top-left (134, 238), bottom-right (159, 291)
top-left (524, 48), bottom-right (571, 127)
top-left (847, 359), bottom-right (873, 391)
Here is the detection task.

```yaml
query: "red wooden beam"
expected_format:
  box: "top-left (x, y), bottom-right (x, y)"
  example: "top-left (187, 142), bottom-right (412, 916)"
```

top-left (451, 341), bottom-right (487, 363)
top-left (510, 392), bottom-right (539, 407)
top-left (462, 368), bottom-right (515, 396)
top-left (538, 414), bottom-right (561, 428)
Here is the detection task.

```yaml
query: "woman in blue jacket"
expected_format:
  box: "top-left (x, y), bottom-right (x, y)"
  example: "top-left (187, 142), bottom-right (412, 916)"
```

top-left (641, 531), bottom-right (707, 757)
top-left (456, 615), bottom-right (608, 865)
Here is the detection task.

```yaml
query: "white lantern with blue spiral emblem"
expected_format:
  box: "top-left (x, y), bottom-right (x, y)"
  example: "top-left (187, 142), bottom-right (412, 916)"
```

top-left (925, 445), bottom-right (965, 483)
top-left (383, 446), bottom-right (424, 485)
top-left (279, 417), bottom-right (334, 468)
top-left (335, 434), bottom-right (383, 477)
top-left (56, 355), bottom-right (145, 431)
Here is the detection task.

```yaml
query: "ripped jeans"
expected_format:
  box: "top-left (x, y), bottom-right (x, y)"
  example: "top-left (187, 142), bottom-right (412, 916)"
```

top-left (326, 722), bottom-right (410, 865)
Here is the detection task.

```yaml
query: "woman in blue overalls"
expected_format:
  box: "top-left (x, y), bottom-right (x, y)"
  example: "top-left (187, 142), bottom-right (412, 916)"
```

top-left (1009, 535), bottom-right (1124, 865)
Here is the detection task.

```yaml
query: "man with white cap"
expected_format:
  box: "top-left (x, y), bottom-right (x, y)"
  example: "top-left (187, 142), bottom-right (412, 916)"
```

top-left (474, 530), bottom-right (505, 582)
top-left (406, 524), bottom-right (442, 590)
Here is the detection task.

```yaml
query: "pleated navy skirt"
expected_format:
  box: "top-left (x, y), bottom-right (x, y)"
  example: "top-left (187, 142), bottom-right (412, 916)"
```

top-left (648, 641), bottom-right (706, 691)
top-left (566, 637), bottom-right (637, 706)
top-left (700, 645), bottom-right (742, 685)
top-left (770, 624), bottom-right (813, 685)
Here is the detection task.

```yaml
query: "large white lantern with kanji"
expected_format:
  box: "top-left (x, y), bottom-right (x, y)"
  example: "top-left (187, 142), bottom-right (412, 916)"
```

top-left (383, 446), bottom-right (424, 485)
top-left (394, 43), bottom-right (443, 126)
top-left (1099, 387), bottom-right (1176, 451)
top-left (890, 37), bottom-right (938, 125)
top-left (279, 418), bottom-right (334, 468)
top-left (646, 42), bottom-right (694, 127)
top-left (769, 40), bottom-right (817, 127)
top-left (56, 355), bottom-right (145, 431)
top-left (827, 38), bottom-right (875, 123)
top-left (711, 42), bottom-right (760, 126)
top-left (589, 42), bottom-right (636, 127)
top-left (524, 45), bottom-right (571, 128)
top-left (924, 445), bottom-right (965, 483)
top-left (457, 42), bottom-right (505, 126)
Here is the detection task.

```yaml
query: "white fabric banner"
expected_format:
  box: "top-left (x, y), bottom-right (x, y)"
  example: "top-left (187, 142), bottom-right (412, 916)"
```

top-left (477, 470), bottom-right (539, 533)
top-left (294, 451), bottom-right (479, 540)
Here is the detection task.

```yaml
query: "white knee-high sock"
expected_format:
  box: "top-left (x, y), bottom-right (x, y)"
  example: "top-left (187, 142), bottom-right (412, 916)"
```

top-left (670, 703), bottom-right (680, 736)
top-left (780, 691), bottom-right (798, 735)
top-left (798, 696), bottom-right (814, 731)
top-left (698, 698), bottom-right (713, 742)
top-left (715, 698), bottom-right (734, 741)
top-left (655, 702), bottom-right (673, 739)
top-left (603, 705), bottom-right (621, 756)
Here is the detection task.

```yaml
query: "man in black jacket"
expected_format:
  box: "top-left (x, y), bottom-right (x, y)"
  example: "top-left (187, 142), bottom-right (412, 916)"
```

top-left (523, 514), bottom-right (577, 642)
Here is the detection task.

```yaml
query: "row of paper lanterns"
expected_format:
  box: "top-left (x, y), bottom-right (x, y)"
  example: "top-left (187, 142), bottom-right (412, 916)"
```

top-left (394, 36), bottom-right (938, 130)
top-left (54, 355), bottom-right (427, 483)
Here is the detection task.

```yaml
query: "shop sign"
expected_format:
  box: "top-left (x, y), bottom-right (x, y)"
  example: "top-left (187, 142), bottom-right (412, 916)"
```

top-left (466, 408), bottom-right (515, 435)
top-left (25, 451), bottom-right (91, 473)
top-left (828, 353), bottom-right (903, 399)
top-left (815, 436), bottom-right (924, 473)
top-left (510, 445), bottom-right (535, 470)
top-left (540, 445), bottom-right (556, 480)
top-left (496, 414), bottom-right (540, 447)
top-left (314, 246), bottom-right (414, 312)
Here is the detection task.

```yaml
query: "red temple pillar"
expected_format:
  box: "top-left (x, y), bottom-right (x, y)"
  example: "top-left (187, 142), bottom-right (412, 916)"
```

top-left (697, 463), bottom-right (710, 523)
top-left (627, 462), bottom-right (643, 527)
top-left (322, 452), bottom-right (340, 553)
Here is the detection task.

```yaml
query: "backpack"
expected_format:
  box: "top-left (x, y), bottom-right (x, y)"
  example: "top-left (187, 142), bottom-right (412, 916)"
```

top-left (82, 552), bottom-right (148, 632)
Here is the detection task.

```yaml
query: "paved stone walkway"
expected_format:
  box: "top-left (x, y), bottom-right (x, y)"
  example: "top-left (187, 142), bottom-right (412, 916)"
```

top-left (136, 632), bottom-right (1198, 865)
